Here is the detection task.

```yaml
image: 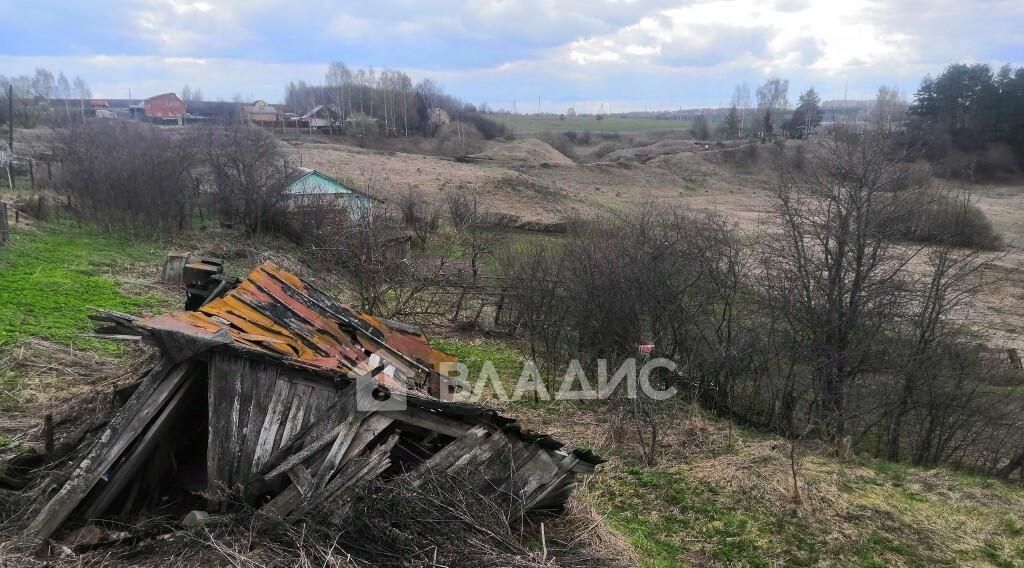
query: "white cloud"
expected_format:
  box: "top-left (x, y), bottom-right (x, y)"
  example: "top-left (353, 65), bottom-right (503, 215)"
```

top-left (3, 0), bottom-right (1022, 109)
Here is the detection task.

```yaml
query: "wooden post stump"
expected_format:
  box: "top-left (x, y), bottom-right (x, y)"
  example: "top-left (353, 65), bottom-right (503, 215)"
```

top-left (0, 201), bottom-right (8, 245)
top-left (161, 252), bottom-right (191, 284)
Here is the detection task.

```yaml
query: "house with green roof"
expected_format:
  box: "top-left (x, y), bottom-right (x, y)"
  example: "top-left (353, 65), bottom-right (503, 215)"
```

top-left (283, 167), bottom-right (379, 218)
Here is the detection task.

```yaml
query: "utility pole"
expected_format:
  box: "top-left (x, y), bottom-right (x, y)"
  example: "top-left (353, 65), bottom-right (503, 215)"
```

top-left (8, 84), bottom-right (13, 153)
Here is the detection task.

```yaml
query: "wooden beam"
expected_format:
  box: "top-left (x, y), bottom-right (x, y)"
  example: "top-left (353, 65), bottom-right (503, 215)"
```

top-left (27, 360), bottom-right (188, 547)
top-left (405, 426), bottom-right (489, 486)
top-left (380, 407), bottom-right (469, 438)
top-left (309, 411), bottom-right (366, 492)
top-left (82, 371), bottom-right (198, 520)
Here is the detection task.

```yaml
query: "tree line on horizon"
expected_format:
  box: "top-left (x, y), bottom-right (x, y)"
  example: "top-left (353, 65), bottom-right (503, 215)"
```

top-left (283, 62), bottom-right (510, 140)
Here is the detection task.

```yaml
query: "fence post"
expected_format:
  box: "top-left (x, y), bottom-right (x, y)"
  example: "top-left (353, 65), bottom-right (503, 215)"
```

top-left (0, 201), bottom-right (9, 245)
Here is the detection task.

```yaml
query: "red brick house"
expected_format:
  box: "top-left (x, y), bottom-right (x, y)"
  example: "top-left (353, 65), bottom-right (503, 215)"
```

top-left (144, 92), bottom-right (186, 124)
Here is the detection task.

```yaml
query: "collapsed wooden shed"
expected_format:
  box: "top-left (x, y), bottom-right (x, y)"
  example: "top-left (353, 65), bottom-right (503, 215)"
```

top-left (27, 262), bottom-right (600, 549)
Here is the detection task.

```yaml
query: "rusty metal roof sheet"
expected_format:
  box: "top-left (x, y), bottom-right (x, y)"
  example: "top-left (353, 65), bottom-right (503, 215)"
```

top-left (134, 262), bottom-right (456, 395)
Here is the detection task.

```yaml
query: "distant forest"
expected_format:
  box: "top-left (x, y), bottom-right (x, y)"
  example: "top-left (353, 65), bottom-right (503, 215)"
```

top-left (906, 63), bottom-right (1024, 176)
top-left (283, 62), bottom-right (510, 140)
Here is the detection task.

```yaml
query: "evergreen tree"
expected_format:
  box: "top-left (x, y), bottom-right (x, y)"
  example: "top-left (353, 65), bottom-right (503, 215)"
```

top-left (785, 88), bottom-right (823, 138)
top-left (909, 75), bottom-right (938, 118)
top-left (909, 63), bottom-right (1024, 163)
top-left (721, 105), bottom-right (741, 139)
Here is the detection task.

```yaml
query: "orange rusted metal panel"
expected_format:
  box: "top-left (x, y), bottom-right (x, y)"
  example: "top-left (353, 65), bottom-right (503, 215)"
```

top-left (133, 262), bottom-right (456, 396)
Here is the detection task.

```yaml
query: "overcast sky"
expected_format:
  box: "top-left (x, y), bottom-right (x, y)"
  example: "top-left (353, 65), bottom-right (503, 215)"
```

top-left (1, 0), bottom-right (1021, 111)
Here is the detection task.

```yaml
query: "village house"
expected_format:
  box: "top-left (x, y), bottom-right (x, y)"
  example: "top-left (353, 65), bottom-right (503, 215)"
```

top-left (290, 105), bottom-right (342, 132)
top-left (283, 167), bottom-right (378, 216)
top-left (283, 167), bottom-right (411, 260)
top-left (244, 100), bottom-right (280, 126)
top-left (142, 92), bottom-right (187, 125)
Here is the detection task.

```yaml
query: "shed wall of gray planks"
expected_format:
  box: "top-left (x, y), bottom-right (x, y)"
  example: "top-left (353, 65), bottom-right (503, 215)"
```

top-left (207, 353), bottom-right (340, 495)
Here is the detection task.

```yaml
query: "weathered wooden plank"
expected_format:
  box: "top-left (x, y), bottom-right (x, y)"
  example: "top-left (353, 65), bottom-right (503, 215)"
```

top-left (340, 414), bottom-right (394, 464)
top-left (405, 426), bottom-right (490, 486)
top-left (27, 360), bottom-right (185, 547)
top-left (255, 384), bottom-right (353, 477)
top-left (447, 429), bottom-right (511, 474)
top-left (520, 453), bottom-right (579, 512)
top-left (264, 429), bottom-right (398, 520)
top-left (237, 362), bottom-right (280, 485)
top-left (380, 407), bottom-right (470, 438)
top-left (287, 464), bottom-right (313, 496)
top-left (207, 355), bottom-right (231, 497)
top-left (160, 252), bottom-right (190, 284)
top-left (508, 447), bottom-right (560, 503)
top-left (262, 387), bottom-right (358, 480)
top-left (278, 383), bottom-right (312, 449)
top-left (530, 479), bottom-right (576, 511)
top-left (301, 385), bottom-right (339, 439)
top-left (477, 438), bottom-right (538, 499)
top-left (320, 433), bottom-right (400, 505)
top-left (82, 371), bottom-right (198, 519)
top-left (251, 379), bottom-right (295, 473)
top-left (261, 484), bottom-right (301, 518)
top-left (310, 411), bottom-right (366, 492)
top-left (225, 356), bottom-right (253, 490)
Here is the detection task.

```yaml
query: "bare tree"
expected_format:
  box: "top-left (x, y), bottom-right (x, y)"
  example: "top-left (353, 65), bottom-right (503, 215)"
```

top-left (731, 82), bottom-right (752, 137)
top-left (756, 78), bottom-right (789, 136)
top-left (871, 85), bottom-right (907, 134)
top-left (201, 125), bottom-right (288, 236)
top-left (31, 68), bottom-right (55, 100)
top-left (446, 189), bottom-right (512, 320)
top-left (761, 130), bottom-right (929, 444)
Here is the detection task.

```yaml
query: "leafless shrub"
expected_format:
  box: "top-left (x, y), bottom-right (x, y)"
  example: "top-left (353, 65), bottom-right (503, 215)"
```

top-left (199, 125), bottom-right (288, 237)
top-left (395, 189), bottom-right (441, 249)
top-left (303, 202), bottom-right (456, 320)
top-left (499, 207), bottom-right (743, 464)
top-left (436, 121), bottom-right (484, 157)
top-left (445, 189), bottom-right (512, 322)
top-left (52, 121), bottom-right (197, 234)
top-left (891, 186), bottom-right (1002, 250)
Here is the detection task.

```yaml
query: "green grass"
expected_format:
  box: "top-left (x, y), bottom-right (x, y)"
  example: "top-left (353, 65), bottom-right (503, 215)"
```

top-left (591, 467), bottom-right (818, 567)
top-left (431, 337), bottom-right (525, 395)
top-left (430, 336), bottom-right (582, 417)
top-left (497, 114), bottom-right (691, 134)
top-left (0, 224), bottom-right (170, 351)
top-left (584, 430), bottom-right (1024, 567)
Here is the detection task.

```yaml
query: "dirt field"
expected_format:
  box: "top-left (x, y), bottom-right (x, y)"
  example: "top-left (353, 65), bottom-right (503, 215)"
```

top-left (281, 134), bottom-right (771, 224)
